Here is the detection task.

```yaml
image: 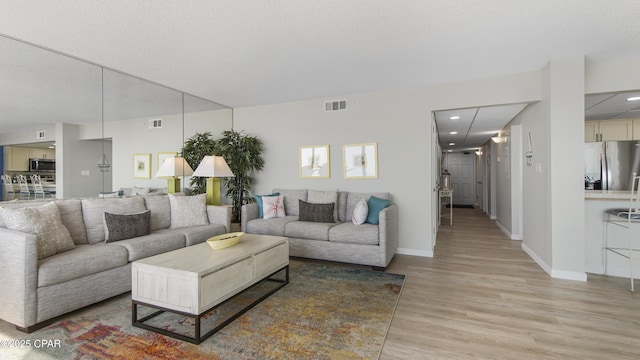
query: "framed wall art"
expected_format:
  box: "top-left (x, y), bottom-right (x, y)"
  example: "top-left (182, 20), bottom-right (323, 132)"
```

top-left (133, 153), bottom-right (151, 179)
top-left (299, 144), bottom-right (330, 178)
top-left (343, 143), bottom-right (378, 179)
top-left (157, 152), bottom-right (178, 170)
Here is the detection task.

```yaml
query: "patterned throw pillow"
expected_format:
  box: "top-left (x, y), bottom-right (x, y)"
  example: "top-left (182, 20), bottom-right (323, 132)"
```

top-left (169, 193), bottom-right (209, 229)
top-left (298, 200), bottom-right (335, 223)
top-left (263, 195), bottom-right (286, 219)
top-left (352, 199), bottom-right (369, 225)
top-left (103, 210), bottom-right (151, 243)
top-left (254, 192), bottom-right (280, 218)
top-left (0, 202), bottom-right (75, 259)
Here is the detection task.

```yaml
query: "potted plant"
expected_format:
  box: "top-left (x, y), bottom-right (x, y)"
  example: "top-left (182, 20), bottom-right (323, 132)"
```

top-left (181, 132), bottom-right (217, 194)
top-left (214, 129), bottom-right (264, 223)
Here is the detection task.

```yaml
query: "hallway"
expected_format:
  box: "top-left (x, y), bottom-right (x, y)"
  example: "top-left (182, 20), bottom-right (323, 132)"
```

top-left (381, 207), bottom-right (640, 359)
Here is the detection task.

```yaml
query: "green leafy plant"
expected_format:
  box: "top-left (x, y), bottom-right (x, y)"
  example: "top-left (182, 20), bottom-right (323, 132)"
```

top-left (180, 132), bottom-right (217, 194)
top-left (215, 130), bottom-right (265, 222)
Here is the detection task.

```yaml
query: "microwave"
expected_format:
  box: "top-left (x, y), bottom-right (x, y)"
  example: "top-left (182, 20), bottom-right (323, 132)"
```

top-left (29, 158), bottom-right (55, 172)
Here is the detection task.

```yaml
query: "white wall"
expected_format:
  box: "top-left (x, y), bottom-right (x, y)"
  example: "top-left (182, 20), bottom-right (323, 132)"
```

top-left (548, 56), bottom-right (586, 281)
top-left (56, 123), bottom-right (111, 198)
top-left (234, 71), bottom-right (541, 257)
top-left (80, 108), bottom-right (232, 192)
top-left (0, 124), bottom-right (56, 145)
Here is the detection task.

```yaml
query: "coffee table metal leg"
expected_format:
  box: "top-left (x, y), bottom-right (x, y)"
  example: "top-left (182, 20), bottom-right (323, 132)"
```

top-left (132, 265), bottom-right (289, 345)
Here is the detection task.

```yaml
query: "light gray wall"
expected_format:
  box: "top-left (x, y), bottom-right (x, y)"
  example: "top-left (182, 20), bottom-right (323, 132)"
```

top-left (235, 71), bottom-right (541, 256)
top-left (0, 124), bottom-right (56, 145)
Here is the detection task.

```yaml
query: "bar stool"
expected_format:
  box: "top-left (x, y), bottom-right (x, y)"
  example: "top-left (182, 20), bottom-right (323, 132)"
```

top-left (16, 174), bottom-right (32, 200)
top-left (2, 175), bottom-right (16, 200)
top-left (603, 172), bottom-right (640, 292)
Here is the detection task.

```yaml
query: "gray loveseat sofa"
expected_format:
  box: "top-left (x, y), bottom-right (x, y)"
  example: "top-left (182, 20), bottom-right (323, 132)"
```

top-left (0, 194), bottom-right (230, 332)
top-left (241, 189), bottom-right (398, 269)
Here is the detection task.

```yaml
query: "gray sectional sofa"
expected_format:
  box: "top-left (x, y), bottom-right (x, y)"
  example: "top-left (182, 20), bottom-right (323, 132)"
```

top-left (0, 194), bottom-right (230, 332)
top-left (241, 189), bottom-right (398, 269)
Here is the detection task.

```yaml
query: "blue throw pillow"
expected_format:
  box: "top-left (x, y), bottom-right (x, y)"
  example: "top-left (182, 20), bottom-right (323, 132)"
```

top-left (366, 196), bottom-right (391, 225)
top-left (254, 192), bottom-right (280, 218)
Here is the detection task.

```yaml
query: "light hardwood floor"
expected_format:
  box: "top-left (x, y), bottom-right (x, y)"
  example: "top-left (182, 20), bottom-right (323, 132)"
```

top-left (381, 207), bottom-right (640, 360)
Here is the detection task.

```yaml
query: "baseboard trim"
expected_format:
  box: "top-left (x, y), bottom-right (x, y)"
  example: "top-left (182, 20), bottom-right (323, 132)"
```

top-left (396, 248), bottom-right (433, 258)
top-left (496, 221), bottom-right (522, 241)
top-left (521, 243), bottom-right (587, 282)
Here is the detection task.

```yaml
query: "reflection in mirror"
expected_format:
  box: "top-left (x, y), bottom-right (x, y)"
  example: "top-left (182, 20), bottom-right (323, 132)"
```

top-left (0, 34), bottom-right (233, 201)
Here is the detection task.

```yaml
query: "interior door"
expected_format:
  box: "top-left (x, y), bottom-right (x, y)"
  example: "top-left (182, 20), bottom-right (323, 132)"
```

top-left (448, 152), bottom-right (475, 205)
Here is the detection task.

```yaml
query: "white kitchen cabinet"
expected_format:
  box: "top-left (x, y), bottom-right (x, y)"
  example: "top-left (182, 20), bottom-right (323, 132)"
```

top-left (632, 119), bottom-right (640, 140)
top-left (4, 146), bottom-right (30, 171)
top-left (29, 147), bottom-right (55, 159)
top-left (585, 119), bottom-right (632, 142)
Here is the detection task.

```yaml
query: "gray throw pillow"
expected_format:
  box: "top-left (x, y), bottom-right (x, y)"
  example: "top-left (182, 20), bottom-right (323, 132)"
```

top-left (169, 193), bottom-right (209, 229)
top-left (0, 202), bottom-right (75, 259)
top-left (103, 210), bottom-right (151, 243)
top-left (298, 200), bottom-right (335, 223)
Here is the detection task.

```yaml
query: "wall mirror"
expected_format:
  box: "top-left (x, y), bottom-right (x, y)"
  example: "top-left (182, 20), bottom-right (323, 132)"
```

top-left (0, 34), bottom-right (232, 201)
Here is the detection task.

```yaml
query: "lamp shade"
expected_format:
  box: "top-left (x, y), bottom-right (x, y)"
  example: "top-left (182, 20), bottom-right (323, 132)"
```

top-left (155, 157), bottom-right (194, 178)
top-left (192, 156), bottom-right (235, 178)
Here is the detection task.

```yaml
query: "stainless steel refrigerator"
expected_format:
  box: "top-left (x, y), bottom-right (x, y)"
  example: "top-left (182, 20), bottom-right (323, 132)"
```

top-left (585, 141), bottom-right (640, 190)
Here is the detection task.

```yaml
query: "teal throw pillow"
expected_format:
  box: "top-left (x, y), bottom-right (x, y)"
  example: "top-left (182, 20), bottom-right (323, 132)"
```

top-left (366, 196), bottom-right (391, 225)
top-left (255, 192), bottom-right (280, 218)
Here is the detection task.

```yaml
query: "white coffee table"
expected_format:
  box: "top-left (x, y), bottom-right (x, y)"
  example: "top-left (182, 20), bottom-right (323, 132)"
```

top-left (131, 233), bottom-right (289, 344)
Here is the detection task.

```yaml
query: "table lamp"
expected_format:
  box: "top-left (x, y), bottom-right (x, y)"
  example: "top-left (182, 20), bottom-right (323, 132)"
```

top-left (192, 156), bottom-right (235, 205)
top-left (155, 157), bottom-right (194, 193)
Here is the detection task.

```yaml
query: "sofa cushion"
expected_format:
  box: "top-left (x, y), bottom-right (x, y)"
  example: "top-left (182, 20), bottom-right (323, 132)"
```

top-left (0, 199), bottom-right (89, 245)
top-left (298, 200), bottom-right (335, 223)
top-left (352, 199), bottom-right (369, 225)
top-left (169, 193), bottom-right (208, 229)
top-left (104, 210), bottom-right (151, 243)
top-left (263, 195), bottom-right (286, 219)
top-left (272, 189), bottom-right (307, 216)
top-left (254, 192), bottom-right (279, 218)
top-left (0, 202), bottom-right (75, 260)
top-left (366, 196), bottom-right (391, 225)
top-left (37, 244), bottom-right (129, 287)
top-left (107, 232), bottom-right (185, 262)
top-left (328, 222), bottom-right (380, 245)
top-left (337, 191), bottom-right (348, 222)
top-left (143, 194), bottom-right (171, 231)
top-left (285, 221), bottom-right (335, 241)
top-left (154, 224), bottom-right (227, 246)
top-left (308, 189), bottom-right (338, 222)
top-left (246, 216), bottom-right (298, 236)
top-left (82, 197), bottom-right (147, 244)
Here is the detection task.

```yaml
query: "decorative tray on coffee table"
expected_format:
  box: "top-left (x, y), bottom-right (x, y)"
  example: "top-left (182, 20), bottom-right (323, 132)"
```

top-left (207, 232), bottom-right (244, 250)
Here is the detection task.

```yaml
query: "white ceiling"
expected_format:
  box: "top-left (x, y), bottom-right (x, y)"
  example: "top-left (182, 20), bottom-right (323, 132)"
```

top-left (435, 103), bottom-right (528, 151)
top-left (585, 90), bottom-right (640, 120)
top-left (1, 1), bottom-right (640, 137)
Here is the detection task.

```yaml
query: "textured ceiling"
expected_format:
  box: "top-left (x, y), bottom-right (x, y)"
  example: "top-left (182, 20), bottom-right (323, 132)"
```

top-left (1, 0), bottom-right (640, 108)
top-left (2, 1), bottom-right (640, 148)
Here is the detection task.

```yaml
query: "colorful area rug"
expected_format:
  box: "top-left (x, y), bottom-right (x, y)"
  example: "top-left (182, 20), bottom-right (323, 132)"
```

top-left (6, 261), bottom-right (405, 360)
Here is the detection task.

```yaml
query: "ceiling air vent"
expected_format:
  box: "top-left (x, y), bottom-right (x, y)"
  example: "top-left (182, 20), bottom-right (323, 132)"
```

top-left (148, 119), bottom-right (163, 129)
top-left (324, 100), bottom-right (347, 112)
top-left (36, 130), bottom-right (46, 139)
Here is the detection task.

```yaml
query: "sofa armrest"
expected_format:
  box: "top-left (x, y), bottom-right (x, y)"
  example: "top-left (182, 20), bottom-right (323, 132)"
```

top-left (207, 205), bottom-right (232, 232)
top-left (241, 203), bottom-right (259, 232)
top-left (378, 204), bottom-right (399, 267)
top-left (0, 228), bottom-right (39, 328)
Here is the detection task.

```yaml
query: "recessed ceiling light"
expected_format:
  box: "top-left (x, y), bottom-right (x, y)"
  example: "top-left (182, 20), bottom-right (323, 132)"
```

top-left (447, 150), bottom-right (453, 152)
top-left (627, 96), bottom-right (640, 102)
top-left (449, 142), bottom-right (455, 146)
top-left (450, 116), bottom-right (460, 120)
top-left (449, 131), bottom-right (458, 135)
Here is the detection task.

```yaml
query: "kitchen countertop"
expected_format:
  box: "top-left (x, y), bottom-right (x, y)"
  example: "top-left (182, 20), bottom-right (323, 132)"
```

top-left (584, 190), bottom-right (633, 200)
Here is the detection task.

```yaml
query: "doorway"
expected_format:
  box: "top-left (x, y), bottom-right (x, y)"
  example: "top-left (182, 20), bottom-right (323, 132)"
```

top-left (444, 152), bottom-right (476, 206)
